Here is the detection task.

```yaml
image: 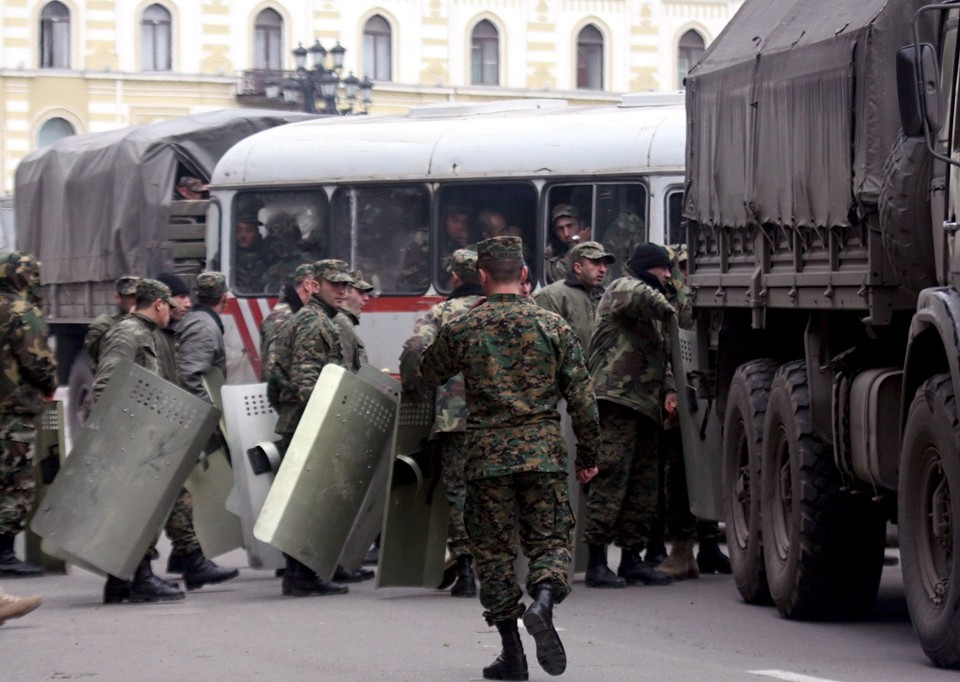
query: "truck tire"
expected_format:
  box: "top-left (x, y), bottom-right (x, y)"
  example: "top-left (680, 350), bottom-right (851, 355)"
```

top-left (899, 373), bottom-right (960, 668)
top-left (760, 361), bottom-right (885, 620)
top-left (722, 358), bottom-right (778, 605)
top-left (878, 131), bottom-right (937, 292)
top-left (66, 351), bottom-right (94, 440)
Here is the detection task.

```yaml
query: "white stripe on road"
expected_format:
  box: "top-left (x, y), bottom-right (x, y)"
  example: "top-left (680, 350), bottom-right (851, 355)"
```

top-left (750, 671), bottom-right (845, 682)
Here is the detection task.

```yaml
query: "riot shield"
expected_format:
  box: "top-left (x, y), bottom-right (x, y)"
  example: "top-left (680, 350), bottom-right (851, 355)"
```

top-left (31, 360), bottom-right (220, 579)
top-left (220, 382), bottom-right (284, 570)
top-left (377, 390), bottom-right (450, 588)
top-left (254, 364), bottom-right (397, 580)
top-left (24, 401), bottom-right (68, 573)
top-left (670, 318), bottom-right (723, 520)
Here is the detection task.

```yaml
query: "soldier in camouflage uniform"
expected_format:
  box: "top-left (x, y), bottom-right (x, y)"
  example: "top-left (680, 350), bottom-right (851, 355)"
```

top-left (534, 241), bottom-right (615, 353)
top-left (582, 242), bottom-right (677, 589)
top-left (260, 263), bottom-right (317, 383)
top-left (399, 249), bottom-right (484, 599)
top-left (0, 252), bottom-right (57, 577)
top-left (259, 213), bottom-right (311, 294)
top-left (233, 210), bottom-right (269, 294)
top-left (334, 270), bottom-right (375, 373)
top-left (84, 275), bottom-right (139, 371)
top-left (544, 204), bottom-right (591, 284)
top-left (421, 236), bottom-right (601, 680)
top-left (265, 259), bottom-right (353, 597)
top-left (396, 205), bottom-right (472, 292)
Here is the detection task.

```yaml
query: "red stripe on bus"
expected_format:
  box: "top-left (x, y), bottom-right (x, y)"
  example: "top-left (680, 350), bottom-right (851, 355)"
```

top-left (224, 297), bottom-right (262, 378)
top-left (364, 296), bottom-right (444, 313)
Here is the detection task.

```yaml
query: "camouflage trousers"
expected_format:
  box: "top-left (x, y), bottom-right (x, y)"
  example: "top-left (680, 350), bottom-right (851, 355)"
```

top-left (0, 416), bottom-right (36, 536)
top-left (439, 432), bottom-right (471, 559)
top-left (582, 401), bottom-right (660, 550)
top-left (465, 471), bottom-right (573, 625)
top-left (147, 489), bottom-right (200, 558)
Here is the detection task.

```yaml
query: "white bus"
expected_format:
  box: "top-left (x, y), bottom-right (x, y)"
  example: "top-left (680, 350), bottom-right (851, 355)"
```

top-left (208, 95), bottom-right (686, 377)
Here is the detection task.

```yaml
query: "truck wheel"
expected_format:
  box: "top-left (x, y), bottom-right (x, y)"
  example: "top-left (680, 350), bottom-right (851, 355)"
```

top-left (760, 361), bottom-right (885, 620)
top-left (722, 358), bottom-right (778, 605)
top-left (899, 373), bottom-right (960, 668)
top-left (67, 351), bottom-right (94, 440)
top-left (878, 130), bottom-right (937, 292)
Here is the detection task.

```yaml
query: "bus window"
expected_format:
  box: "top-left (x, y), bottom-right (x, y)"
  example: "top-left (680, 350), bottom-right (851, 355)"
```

top-left (546, 182), bottom-right (647, 282)
top-left (666, 189), bottom-right (685, 246)
top-left (332, 185), bottom-right (430, 295)
top-left (230, 190), bottom-right (328, 295)
top-left (435, 183), bottom-right (537, 293)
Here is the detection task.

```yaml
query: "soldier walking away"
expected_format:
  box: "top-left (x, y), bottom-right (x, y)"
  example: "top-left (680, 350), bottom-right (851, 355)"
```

top-left (84, 275), bottom-right (139, 371)
top-left (582, 242), bottom-right (678, 589)
top-left (422, 236), bottom-right (601, 680)
top-left (0, 252), bottom-right (57, 578)
top-left (264, 259), bottom-right (354, 597)
top-left (0, 587), bottom-right (41, 624)
top-left (399, 249), bottom-right (484, 599)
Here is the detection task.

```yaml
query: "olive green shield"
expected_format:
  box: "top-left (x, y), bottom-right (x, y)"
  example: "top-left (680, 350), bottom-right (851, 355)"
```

top-left (24, 401), bottom-right (68, 573)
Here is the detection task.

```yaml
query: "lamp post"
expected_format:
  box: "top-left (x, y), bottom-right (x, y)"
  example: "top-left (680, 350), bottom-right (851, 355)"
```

top-left (278, 40), bottom-right (373, 115)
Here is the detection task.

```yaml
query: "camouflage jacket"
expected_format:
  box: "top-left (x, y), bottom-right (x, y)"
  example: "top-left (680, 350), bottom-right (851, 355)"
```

top-left (0, 292), bottom-right (57, 418)
top-left (260, 301), bottom-right (292, 384)
top-left (177, 307), bottom-right (226, 402)
top-left (399, 284), bottom-right (483, 434)
top-left (84, 309), bottom-right (125, 371)
top-left (533, 272), bottom-right (602, 354)
top-left (234, 247), bottom-right (269, 294)
top-left (421, 293), bottom-right (601, 480)
top-left (334, 310), bottom-right (367, 373)
top-left (601, 211), bottom-right (645, 281)
top-left (543, 242), bottom-right (571, 284)
top-left (271, 294), bottom-right (344, 434)
top-left (93, 312), bottom-right (166, 402)
top-left (587, 274), bottom-right (676, 423)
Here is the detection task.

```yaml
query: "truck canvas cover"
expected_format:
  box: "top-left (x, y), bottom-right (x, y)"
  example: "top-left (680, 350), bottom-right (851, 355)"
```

top-left (684, 0), bottom-right (934, 230)
top-left (15, 109), bottom-right (313, 285)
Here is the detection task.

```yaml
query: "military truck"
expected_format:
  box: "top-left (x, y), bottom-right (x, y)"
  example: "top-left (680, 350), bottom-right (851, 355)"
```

top-left (14, 109), bottom-right (312, 436)
top-left (676, 0), bottom-right (960, 667)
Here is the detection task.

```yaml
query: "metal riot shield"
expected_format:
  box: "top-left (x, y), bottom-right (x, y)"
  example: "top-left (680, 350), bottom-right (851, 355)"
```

top-left (31, 360), bottom-right (220, 579)
top-left (670, 318), bottom-right (723, 520)
top-left (182, 371), bottom-right (244, 560)
top-left (337, 365), bottom-right (400, 572)
top-left (24, 401), bottom-right (68, 573)
top-left (220, 383), bottom-right (284, 570)
top-left (377, 389), bottom-right (450, 588)
top-left (254, 364), bottom-right (396, 580)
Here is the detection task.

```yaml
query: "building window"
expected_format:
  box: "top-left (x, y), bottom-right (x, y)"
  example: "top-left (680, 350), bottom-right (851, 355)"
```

top-left (254, 8), bottom-right (283, 70)
top-left (141, 4), bottom-right (172, 71)
top-left (678, 30), bottom-right (705, 88)
top-left (38, 117), bottom-right (76, 148)
top-left (363, 15), bottom-right (392, 81)
top-left (471, 20), bottom-right (499, 86)
top-left (40, 1), bottom-right (70, 69)
top-left (576, 25), bottom-right (604, 90)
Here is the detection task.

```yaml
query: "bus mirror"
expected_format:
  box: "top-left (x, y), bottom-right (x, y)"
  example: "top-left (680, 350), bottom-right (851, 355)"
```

top-left (896, 43), bottom-right (941, 137)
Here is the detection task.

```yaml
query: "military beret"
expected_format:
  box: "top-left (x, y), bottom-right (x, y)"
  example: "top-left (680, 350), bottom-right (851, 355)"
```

top-left (313, 259), bottom-right (355, 283)
top-left (477, 236), bottom-right (523, 264)
top-left (569, 241), bottom-right (615, 264)
top-left (446, 249), bottom-right (478, 278)
top-left (349, 270), bottom-right (375, 292)
top-left (293, 263), bottom-right (318, 283)
top-left (115, 275), bottom-right (140, 296)
top-left (136, 278), bottom-right (174, 306)
top-left (197, 271), bottom-right (227, 299)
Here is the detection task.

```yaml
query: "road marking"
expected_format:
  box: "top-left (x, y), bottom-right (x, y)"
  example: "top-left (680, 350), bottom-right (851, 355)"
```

top-left (750, 670), bottom-right (845, 682)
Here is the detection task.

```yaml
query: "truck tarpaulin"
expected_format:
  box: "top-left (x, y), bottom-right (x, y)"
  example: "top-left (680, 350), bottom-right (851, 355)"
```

top-left (684, 0), bottom-right (936, 230)
top-left (14, 109), bottom-right (314, 285)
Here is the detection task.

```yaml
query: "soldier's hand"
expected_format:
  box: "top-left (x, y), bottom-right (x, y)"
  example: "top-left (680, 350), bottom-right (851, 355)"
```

top-left (664, 391), bottom-right (678, 416)
top-left (576, 466), bottom-right (598, 484)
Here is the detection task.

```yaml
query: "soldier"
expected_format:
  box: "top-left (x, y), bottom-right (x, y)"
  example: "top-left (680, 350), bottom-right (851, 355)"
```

top-left (582, 242), bottom-right (677, 589)
top-left (259, 212), bottom-right (311, 294)
top-left (84, 275), bottom-right (139, 371)
top-left (534, 240), bottom-right (615, 353)
top-left (0, 251), bottom-right (57, 578)
top-left (399, 249), bottom-right (484, 599)
top-left (334, 270), bottom-right (376, 373)
top-left (93, 278), bottom-right (185, 602)
top-left (421, 236), bottom-right (601, 680)
top-left (544, 204), bottom-right (591, 284)
top-left (234, 208), bottom-right (268, 294)
top-left (260, 263), bottom-right (317, 383)
top-left (396, 205), bottom-right (472, 292)
top-left (0, 587), bottom-right (41, 624)
top-left (265, 259), bottom-right (353, 597)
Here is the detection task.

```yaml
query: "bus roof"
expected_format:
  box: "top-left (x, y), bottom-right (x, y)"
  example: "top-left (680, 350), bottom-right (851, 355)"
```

top-left (212, 100), bottom-right (685, 188)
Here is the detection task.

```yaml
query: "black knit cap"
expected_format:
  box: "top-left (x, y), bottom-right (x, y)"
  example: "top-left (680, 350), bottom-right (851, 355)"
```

top-left (157, 272), bottom-right (190, 298)
top-left (627, 243), bottom-right (672, 273)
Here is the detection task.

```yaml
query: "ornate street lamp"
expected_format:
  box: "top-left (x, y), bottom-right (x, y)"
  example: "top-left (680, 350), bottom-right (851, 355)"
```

top-left (273, 40), bottom-right (373, 115)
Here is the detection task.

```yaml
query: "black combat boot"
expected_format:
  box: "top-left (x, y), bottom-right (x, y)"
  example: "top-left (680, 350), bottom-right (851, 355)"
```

top-left (584, 544), bottom-right (625, 588)
top-left (617, 547), bottom-right (673, 586)
top-left (179, 550), bottom-right (240, 590)
top-left (523, 582), bottom-right (566, 676)
top-left (0, 534), bottom-right (43, 577)
top-left (129, 557), bottom-right (185, 603)
top-left (103, 575), bottom-right (132, 604)
top-left (281, 555), bottom-right (349, 597)
top-left (333, 564), bottom-right (375, 583)
top-left (450, 555), bottom-right (477, 598)
top-left (483, 619), bottom-right (529, 681)
top-left (644, 539), bottom-right (668, 567)
top-left (697, 538), bottom-right (732, 574)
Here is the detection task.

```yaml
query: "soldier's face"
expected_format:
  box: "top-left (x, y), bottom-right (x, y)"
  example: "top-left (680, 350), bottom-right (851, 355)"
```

top-left (237, 221), bottom-right (259, 249)
top-left (343, 286), bottom-right (366, 316)
top-left (648, 265), bottom-right (672, 285)
top-left (574, 258), bottom-right (607, 288)
top-left (444, 212), bottom-right (471, 246)
top-left (170, 294), bottom-right (191, 321)
top-left (318, 279), bottom-right (349, 309)
top-left (553, 217), bottom-right (579, 246)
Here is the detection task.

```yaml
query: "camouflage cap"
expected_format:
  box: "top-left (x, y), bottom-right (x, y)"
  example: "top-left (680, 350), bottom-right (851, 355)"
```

top-left (115, 275), bottom-right (140, 296)
top-left (477, 236), bottom-right (523, 264)
top-left (551, 204), bottom-right (578, 222)
top-left (136, 278), bottom-right (174, 306)
top-left (446, 249), bottom-right (479, 278)
top-left (569, 240), bottom-right (615, 264)
top-left (313, 259), bottom-right (355, 283)
top-left (349, 270), bottom-right (375, 292)
top-left (197, 271), bottom-right (227, 299)
top-left (293, 263), bottom-right (318, 283)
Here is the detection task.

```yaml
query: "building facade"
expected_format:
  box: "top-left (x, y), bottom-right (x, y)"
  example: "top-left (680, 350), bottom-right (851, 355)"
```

top-left (0, 0), bottom-right (742, 192)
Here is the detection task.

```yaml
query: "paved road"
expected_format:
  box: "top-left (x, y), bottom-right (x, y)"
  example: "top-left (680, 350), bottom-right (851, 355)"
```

top-left (2, 545), bottom-right (953, 682)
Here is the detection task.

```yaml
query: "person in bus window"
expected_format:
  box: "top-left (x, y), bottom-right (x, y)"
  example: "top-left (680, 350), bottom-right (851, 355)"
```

top-left (234, 209), bottom-right (268, 293)
top-left (601, 210), bottom-right (646, 282)
top-left (545, 205), bottom-right (591, 284)
top-left (397, 205), bottom-right (472, 292)
top-left (260, 212), bottom-right (309, 294)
